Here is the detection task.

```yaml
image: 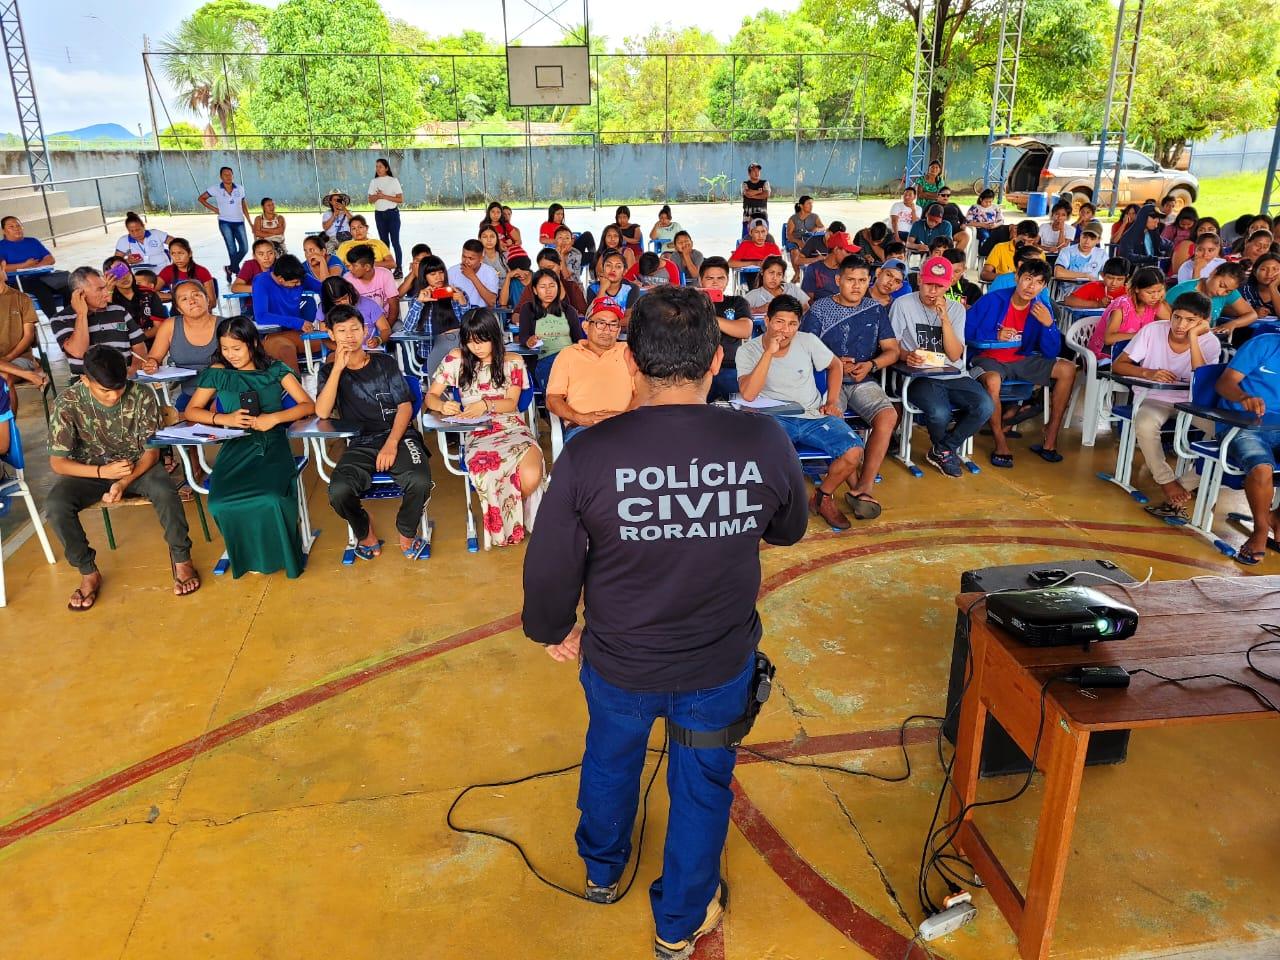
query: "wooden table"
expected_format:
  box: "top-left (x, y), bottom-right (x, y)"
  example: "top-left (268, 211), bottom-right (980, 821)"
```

top-left (951, 575), bottom-right (1280, 960)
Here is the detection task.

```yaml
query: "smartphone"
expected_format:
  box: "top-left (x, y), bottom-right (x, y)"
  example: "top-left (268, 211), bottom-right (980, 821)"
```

top-left (704, 287), bottom-right (724, 303)
top-left (239, 390), bottom-right (261, 417)
top-left (430, 286), bottom-right (455, 300)
top-left (107, 262), bottom-right (130, 281)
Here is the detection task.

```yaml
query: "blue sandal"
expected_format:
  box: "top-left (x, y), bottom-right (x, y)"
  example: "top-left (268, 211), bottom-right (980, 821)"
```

top-left (990, 452), bottom-right (1014, 469)
top-left (1030, 444), bottom-right (1063, 463)
top-left (354, 539), bottom-right (384, 560)
top-left (402, 537), bottom-right (429, 560)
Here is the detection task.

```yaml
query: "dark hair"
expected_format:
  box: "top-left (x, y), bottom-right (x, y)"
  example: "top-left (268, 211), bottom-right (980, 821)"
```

top-left (528, 268), bottom-right (564, 320)
top-left (1176, 206), bottom-right (1198, 226)
top-left (1119, 203), bottom-right (1140, 220)
top-left (698, 255), bottom-right (729, 278)
top-left (82, 344), bottom-right (128, 390)
top-left (219, 166), bottom-right (232, 175)
top-left (615, 205), bottom-right (631, 220)
top-left (1015, 258), bottom-right (1052, 283)
top-left (507, 254), bottom-right (532, 272)
top-left (838, 255), bottom-right (872, 276)
top-left (883, 240), bottom-right (907, 258)
top-left (597, 248), bottom-right (626, 270)
top-left (462, 238), bottom-right (484, 255)
top-left (102, 254), bottom-right (129, 272)
top-left (797, 194), bottom-right (813, 207)
top-left (978, 188), bottom-right (996, 202)
top-left (1245, 229), bottom-right (1276, 248)
top-left (0, 215), bottom-right (18, 228)
top-left (942, 248), bottom-right (967, 267)
top-left (320, 275), bottom-right (361, 313)
top-left (418, 255), bottom-right (448, 283)
top-left (1012, 246), bottom-right (1042, 267)
top-left (554, 224), bottom-right (573, 239)
top-left (1211, 261), bottom-right (1247, 287)
top-left (599, 224), bottom-right (623, 250)
top-left (135, 268), bottom-right (158, 283)
top-left (303, 234), bottom-right (326, 254)
top-left (1195, 232), bottom-right (1223, 248)
top-left (628, 286), bottom-right (719, 384)
top-left (327, 303), bottom-right (365, 328)
top-left (478, 223), bottom-right (500, 245)
top-left (167, 237), bottom-right (205, 277)
top-left (672, 230), bottom-right (691, 243)
top-left (928, 235), bottom-right (953, 253)
top-left (536, 248), bottom-right (561, 266)
top-left (1129, 266), bottom-right (1166, 293)
top-left (638, 251), bottom-right (661, 275)
top-left (125, 211), bottom-right (144, 228)
top-left (252, 237), bottom-right (275, 252)
top-left (375, 157), bottom-right (393, 176)
top-left (859, 222), bottom-right (887, 244)
top-left (483, 201), bottom-right (504, 225)
top-left (547, 202), bottom-right (565, 222)
top-left (1249, 214), bottom-right (1273, 230)
top-left (457, 308), bottom-right (507, 391)
top-left (1014, 219), bottom-right (1039, 238)
top-left (411, 242), bottom-right (431, 258)
top-left (1079, 201), bottom-right (1097, 214)
top-left (1250, 252), bottom-right (1280, 279)
top-left (1051, 200), bottom-right (1072, 215)
top-left (273, 254), bottom-right (306, 283)
top-left (1102, 256), bottom-right (1132, 277)
top-left (260, 196), bottom-right (273, 207)
top-left (760, 255), bottom-right (787, 275)
top-left (349, 214), bottom-right (368, 227)
top-left (1170, 291), bottom-right (1212, 319)
top-left (213, 315), bottom-right (272, 371)
top-left (827, 220), bottom-right (847, 234)
top-left (169, 278), bottom-right (210, 313)
top-left (767, 293), bottom-right (804, 319)
top-left (1192, 217), bottom-right (1220, 237)
top-left (658, 204), bottom-right (672, 219)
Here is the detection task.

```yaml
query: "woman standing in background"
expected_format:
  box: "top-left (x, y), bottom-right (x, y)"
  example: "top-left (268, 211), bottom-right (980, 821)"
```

top-left (368, 158), bottom-right (405, 280)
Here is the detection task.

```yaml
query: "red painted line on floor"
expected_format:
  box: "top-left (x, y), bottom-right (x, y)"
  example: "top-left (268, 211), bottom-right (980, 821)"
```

top-left (765, 517), bottom-right (1197, 551)
top-left (730, 781), bottom-right (937, 960)
top-left (738, 725), bottom-right (939, 765)
top-left (690, 927), bottom-right (725, 960)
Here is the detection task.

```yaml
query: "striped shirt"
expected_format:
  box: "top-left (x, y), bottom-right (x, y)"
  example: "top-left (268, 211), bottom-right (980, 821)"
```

top-left (51, 304), bottom-right (143, 376)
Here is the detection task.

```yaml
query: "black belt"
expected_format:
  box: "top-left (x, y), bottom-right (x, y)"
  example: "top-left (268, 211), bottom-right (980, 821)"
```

top-left (666, 652), bottom-right (775, 749)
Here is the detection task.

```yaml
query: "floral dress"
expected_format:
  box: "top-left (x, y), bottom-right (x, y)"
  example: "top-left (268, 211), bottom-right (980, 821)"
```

top-left (433, 352), bottom-right (540, 546)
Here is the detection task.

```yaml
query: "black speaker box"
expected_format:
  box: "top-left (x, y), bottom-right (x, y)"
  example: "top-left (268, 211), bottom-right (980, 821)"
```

top-left (943, 558), bottom-right (1132, 777)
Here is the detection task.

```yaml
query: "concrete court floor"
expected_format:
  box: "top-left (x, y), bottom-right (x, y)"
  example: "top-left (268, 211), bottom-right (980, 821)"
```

top-left (2, 203), bottom-right (1280, 960)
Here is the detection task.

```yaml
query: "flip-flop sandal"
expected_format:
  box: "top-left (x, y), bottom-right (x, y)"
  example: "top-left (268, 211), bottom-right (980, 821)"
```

top-left (67, 586), bottom-right (99, 612)
top-left (1144, 501), bottom-right (1189, 525)
top-left (990, 452), bottom-right (1014, 468)
top-left (844, 492), bottom-right (882, 520)
top-left (1235, 547), bottom-right (1266, 566)
top-left (173, 574), bottom-right (201, 596)
top-left (354, 539), bottom-right (384, 560)
top-left (401, 536), bottom-right (429, 560)
top-left (1030, 444), bottom-right (1063, 463)
top-left (176, 483), bottom-right (195, 503)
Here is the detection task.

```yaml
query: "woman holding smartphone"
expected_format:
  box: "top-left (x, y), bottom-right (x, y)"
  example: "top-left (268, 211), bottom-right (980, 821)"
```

top-left (183, 316), bottom-right (315, 578)
top-left (103, 255), bottom-right (167, 340)
top-left (367, 158), bottom-right (405, 279)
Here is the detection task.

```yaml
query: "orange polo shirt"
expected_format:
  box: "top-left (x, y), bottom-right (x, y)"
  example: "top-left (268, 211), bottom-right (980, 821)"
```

top-left (545, 340), bottom-right (633, 412)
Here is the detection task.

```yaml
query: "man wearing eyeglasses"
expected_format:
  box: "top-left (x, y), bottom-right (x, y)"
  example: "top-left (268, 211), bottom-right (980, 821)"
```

top-left (545, 295), bottom-right (634, 442)
top-left (935, 189), bottom-right (970, 253)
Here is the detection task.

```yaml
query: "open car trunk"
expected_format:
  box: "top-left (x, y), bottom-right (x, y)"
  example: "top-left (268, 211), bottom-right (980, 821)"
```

top-left (993, 136), bottom-right (1050, 193)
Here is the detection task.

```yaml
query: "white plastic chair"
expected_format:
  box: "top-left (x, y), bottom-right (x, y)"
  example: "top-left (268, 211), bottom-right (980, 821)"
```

top-left (0, 389), bottom-right (57, 607)
top-left (1062, 315), bottom-right (1111, 446)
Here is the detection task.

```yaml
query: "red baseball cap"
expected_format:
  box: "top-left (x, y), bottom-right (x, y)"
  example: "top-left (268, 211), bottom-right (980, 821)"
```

top-left (826, 231), bottom-right (862, 253)
top-left (919, 255), bottom-right (955, 287)
top-left (588, 296), bottom-right (625, 322)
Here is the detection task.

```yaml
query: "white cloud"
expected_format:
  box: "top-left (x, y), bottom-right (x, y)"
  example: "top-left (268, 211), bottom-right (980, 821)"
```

top-left (0, 63), bottom-right (156, 135)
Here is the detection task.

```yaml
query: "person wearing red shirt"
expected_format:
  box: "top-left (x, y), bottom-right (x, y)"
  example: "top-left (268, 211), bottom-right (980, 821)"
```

top-left (728, 219), bottom-right (783, 268)
top-left (157, 238), bottom-right (215, 304)
top-left (1063, 256), bottom-right (1132, 309)
top-left (624, 252), bottom-right (680, 288)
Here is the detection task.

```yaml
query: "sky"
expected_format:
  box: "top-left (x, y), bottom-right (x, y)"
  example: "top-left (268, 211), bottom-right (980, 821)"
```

top-left (0, 0), bottom-right (801, 136)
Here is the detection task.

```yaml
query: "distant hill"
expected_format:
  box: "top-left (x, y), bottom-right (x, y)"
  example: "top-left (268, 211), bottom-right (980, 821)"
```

top-left (49, 123), bottom-right (140, 141)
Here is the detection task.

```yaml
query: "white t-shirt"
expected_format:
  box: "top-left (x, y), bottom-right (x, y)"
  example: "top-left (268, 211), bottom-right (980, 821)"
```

top-left (735, 331), bottom-right (835, 418)
top-left (890, 202), bottom-right (921, 233)
top-left (368, 176), bottom-right (403, 212)
top-left (1038, 222), bottom-right (1071, 249)
top-left (745, 283), bottom-right (810, 312)
top-left (447, 262), bottom-right (499, 308)
top-left (1176, 257), bottom-right (1225, 284)
top-left (115, 229), bottom-right (172, 271)
top-left (206, 182), bottom-right (246, 222)
top-left (1122, 320), bottom-right (1221, 403)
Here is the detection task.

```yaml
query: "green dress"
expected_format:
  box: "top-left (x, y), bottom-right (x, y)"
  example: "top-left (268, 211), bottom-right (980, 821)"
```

top-left (196, 361), bottom-right (304, 579)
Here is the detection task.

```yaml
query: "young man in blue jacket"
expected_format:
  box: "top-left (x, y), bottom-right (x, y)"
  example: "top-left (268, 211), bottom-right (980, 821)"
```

top-left (966, 258), bottom-right (1077, 467)
top-left (250, 253), bottom-right (321, 373)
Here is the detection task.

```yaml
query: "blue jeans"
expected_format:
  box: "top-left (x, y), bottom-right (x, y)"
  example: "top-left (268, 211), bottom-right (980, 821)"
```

top-left (709, 368), bottom-right (739, 403)
top-left (907, 376), bottom-right (995, 451)
top-left (534, 353), bottom-right (556, 392)
top-left (1227, 427), bottom-right (1280, 474)
top-left (218, 219), bottom-right (248, 271)
top-left (375, 207), bottom-right (403, 269)
top-left (577, 655), bottom-right (752, 944)
top-left (775, 413), bottom-right (863, 458)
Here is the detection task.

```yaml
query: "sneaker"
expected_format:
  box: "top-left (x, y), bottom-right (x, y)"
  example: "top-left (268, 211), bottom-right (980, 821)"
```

top-left (585, 879), bottom-right (620, 904)
top-left (926, 445), bottom-right (963, 478)
top-left (654, 883), bottom-right (728, 960)
top-left (224, 265), bottom-right (234, 283)
top-left (393, 267), bottom-right (404, 280)
top-left (809, 488), bottom-right (850, 530)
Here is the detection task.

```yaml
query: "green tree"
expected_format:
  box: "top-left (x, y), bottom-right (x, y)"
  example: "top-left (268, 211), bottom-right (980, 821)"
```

top-left (248, 0), bottom-right (424, 148)
top-left (157, 121), bottom-right (208, 150)
top-left (158, 0), bottom-right (269, 142)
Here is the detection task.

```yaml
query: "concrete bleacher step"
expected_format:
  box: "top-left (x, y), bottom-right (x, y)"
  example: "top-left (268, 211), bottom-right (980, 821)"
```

top-left (28, 206), bottom-right (105, 240)
top-left (0, 174), bottom-right (104, 240)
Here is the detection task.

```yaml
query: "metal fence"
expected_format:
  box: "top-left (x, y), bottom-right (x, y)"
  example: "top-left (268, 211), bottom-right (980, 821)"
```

top-left (141, 49), bottom-right (876, 209)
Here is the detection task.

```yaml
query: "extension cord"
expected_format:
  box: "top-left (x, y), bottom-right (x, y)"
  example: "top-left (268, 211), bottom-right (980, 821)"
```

top-left (918, 902), bottom-right (978, 941)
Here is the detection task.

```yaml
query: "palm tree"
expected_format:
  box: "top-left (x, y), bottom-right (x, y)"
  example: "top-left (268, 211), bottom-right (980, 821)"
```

top-left (158, 14), bottom-right (263, 143)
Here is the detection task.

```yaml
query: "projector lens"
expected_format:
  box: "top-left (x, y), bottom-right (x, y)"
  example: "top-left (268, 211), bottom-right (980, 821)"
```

top-left (1095, 618), bottom-right (1110, 634)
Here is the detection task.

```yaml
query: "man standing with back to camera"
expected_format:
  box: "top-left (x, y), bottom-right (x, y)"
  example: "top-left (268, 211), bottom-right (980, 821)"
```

top-left (522, 286), bottom-right (809, 959)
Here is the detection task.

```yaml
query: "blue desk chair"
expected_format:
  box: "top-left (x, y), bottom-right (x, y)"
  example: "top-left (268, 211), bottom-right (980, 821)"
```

top-left (0, 386), bottom-right (57, 606)
top-left (735, 266), bottom-right (761, 295)
top-left (889, 365), bottom-right (981, 478)
top-left (790, 369), bottom-right (876, 484)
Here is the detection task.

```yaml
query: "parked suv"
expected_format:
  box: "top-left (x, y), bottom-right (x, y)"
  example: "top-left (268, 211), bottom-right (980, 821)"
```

top-left (992, 137), bottom-right (1198, 213)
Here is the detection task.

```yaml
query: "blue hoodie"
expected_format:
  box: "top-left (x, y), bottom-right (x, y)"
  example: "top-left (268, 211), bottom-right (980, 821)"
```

top-left (965, 286), bottom-right (1062, 358)
top-left (251, 270), bottom-right (321, 330)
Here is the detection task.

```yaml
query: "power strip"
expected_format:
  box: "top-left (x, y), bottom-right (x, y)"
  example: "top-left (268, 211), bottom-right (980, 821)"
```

top-left (918, 902), bottom-right (978, 941)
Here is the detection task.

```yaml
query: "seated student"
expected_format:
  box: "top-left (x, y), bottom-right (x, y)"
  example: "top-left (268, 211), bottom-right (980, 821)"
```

top-left (1170, 216), bottom-right (1219, 276)
top-left (936, 187), bottom-right (969, 251)
top-left (1110, 291), bottom-right (1219, 523)
top-left (800, 256), bottom-right (899, 500)
top-left (449, 239), bottom-right (499, 309)
top-left (1165, 262), bottom-right (1257, 335)
top-left (1086, 266), bottom-right (1166, 360)
top-left (545, 296), bottom-right (633, 442)
top-left (1214, 330), bottom-right (1280, 564)
top-left (147, 279), bottom-right (220, 409)
top-left (52, 266), bottom-right (155, 379)
top-left (649, 205), bottom-right (683, 248)
top-left (539, 202), bottom-right (568, 245)
top-left (321, 275), bottom-right (389, 349)
top-left (625, 251), bottom-right (680, 289)
top-left (552, 225), bottom-right (584, 280)
top-left (0, 360), bottom-right (46, 421)
top-left (314, 304), bottom-right (433, 560)
top-left (303, 234), bottom-right (344, 285)
top-left (183, 316), bottom-right (316, 578)
top-left (103, 255), bottom-right (167, 341)
top-left (251, 254), bottom-right (322, 372)
top-left (344, 244), bottom-right (400, 328)
top-left (890, 187), bottom-right (922, 240)
top-left (498, 248), bottom-right (533, 309)
top-left (1038, 200), bottom-right (1073, 254)
top-left (478, 224), bottom-right (509, 283)
top-left (867, 257), bottom-right (907, 310)
top-left (408, 255), bottom-right (470, 377)
top-left (524, 247), bottom-right (589, 314)
top-left (737, 294), bottom-right (872, 530)
top-left (1064, 256), bottom-right (1132, 309)
top-left (232, 238), bottom-right (278, 295)
top-left (981, 219), bottom-right (1039, 285)
top-left (1176, 232), bottom-right (1226, 284)
top-left (115, 211), bottom-right (173, 273)
top-left (801, 231), bottom-right (860, 303)
top-left (425, 308), bottom-right (545, 546)
top-left (1115, 202), bottom-right (1168, 268)
top-left (252, 197), bottom-right (287, 254)
top-left (1070, 201), bottom-right (1099, 243)
top-left (966, 258), bottom-right (1077, 467)
top-left (595, 225), bottom-right (636, 276)
top-left (965, 189), bottom-right (1008, 255)
top-left (615, 205), bottom-right (644, 260)
top-left (518, 267), bottom-right (583, 389)
top-left (1053, 222), bottom-right (1108, 294)
top-left (728, 218), bottom-right (783, 270)
top-left (941, 248), bottom-right (983, 308)
top-left (586, 250), bottom-right (640, 324)
top-left (786, 196), bottom-right (825, 279)
top-left (157, 238), bottom-right (216, 304)
top-left (914, 159), bottom-right (946, 204)
top-left (336, 215), bottom-right (395, 271)
top-left (397, 243), bottom-right (434, 298)
top-left (891, 256), bottom-right (995, 476)
top-left (906, 204), bottom-right (954, 255)
top-left (989, 244), bottom-right (1047, 293)
top-left (46, 344), bottom-right (198, 611)
top-left (661, 229), bottom-right (703, 284)
top-left (0, 214), bottom-right (68, 317)
top-left (745, 255), bottom-right (810, 313)
top-left (697, 256), bottom-right (753, 402)
top-left (1241, 252), bottom-right (1280, 319)
top-left (1236, 228), bottom-right (1277, 264)
top-left (850, 222), bottom-right (888, 265)
top-left (0, 262), bottom-right (42, 409)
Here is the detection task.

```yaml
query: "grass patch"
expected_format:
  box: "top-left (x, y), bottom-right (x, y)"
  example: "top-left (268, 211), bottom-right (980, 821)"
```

top-left (1186, 172), bottom-right (1267, 223)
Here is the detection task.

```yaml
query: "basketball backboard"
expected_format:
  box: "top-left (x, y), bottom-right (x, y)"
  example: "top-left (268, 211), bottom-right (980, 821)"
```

top-left (506, 45), bottom-right (591, 107)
